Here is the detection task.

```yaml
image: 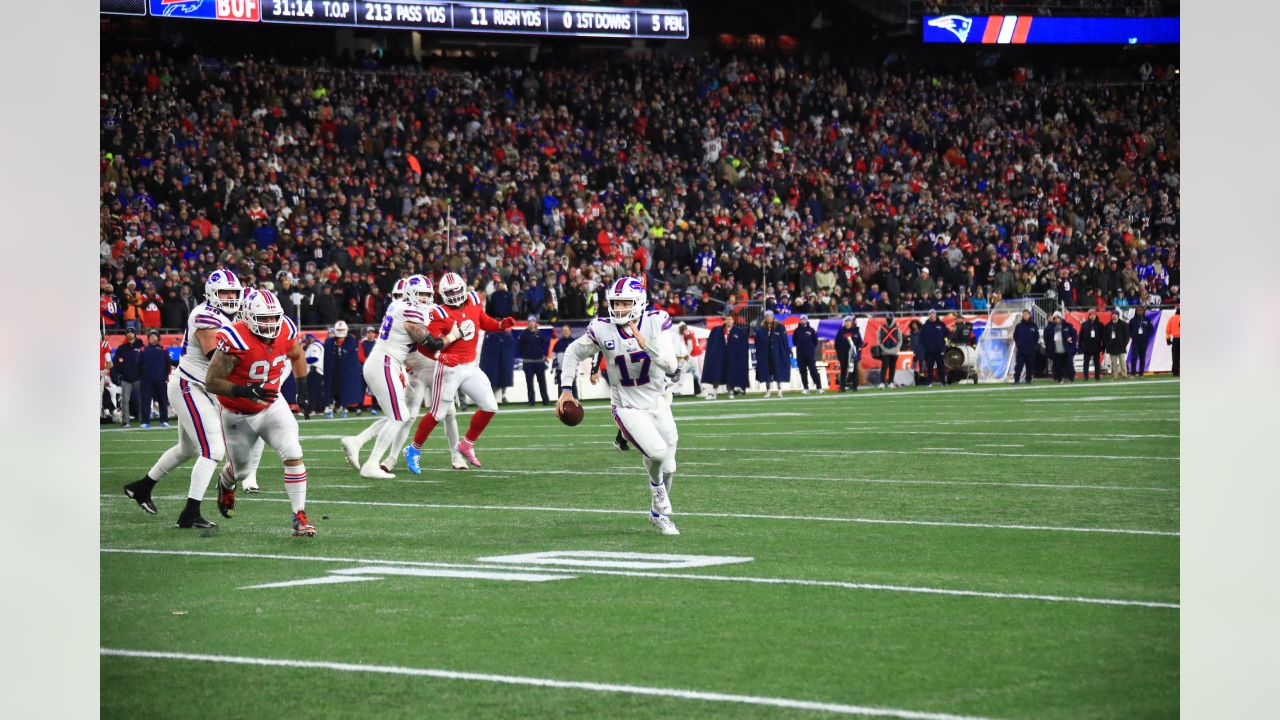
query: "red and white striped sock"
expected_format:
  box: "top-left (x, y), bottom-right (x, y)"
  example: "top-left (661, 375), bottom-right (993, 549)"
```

top-left (284, 464), bottom-right (307, 513)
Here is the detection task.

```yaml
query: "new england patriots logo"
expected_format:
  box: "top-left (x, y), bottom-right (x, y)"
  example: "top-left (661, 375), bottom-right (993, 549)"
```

top-left (159, 0), bottom-right (205, 16)
top-left (928, 15), bottom-right (973, 43)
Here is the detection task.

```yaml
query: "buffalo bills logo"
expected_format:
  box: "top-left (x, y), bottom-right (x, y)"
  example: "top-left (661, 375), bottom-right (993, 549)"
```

top-left (927, 15), bottom-right (973, 43)
top-left (159, 0), bottom-right (205, 16)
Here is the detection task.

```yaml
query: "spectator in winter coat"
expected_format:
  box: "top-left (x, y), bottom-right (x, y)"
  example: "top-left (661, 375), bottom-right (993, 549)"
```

top-left (1128, 305), bottom-right (1155, 377)
top-left (1012, 310), bottom-right (1040, 384)
top-left (834, 316), bottom-right (862, 392)
top-left (919, 310), bottom-right (949, 386)
top-left (324, 321), bottom-right (362, 416)
top-left (138, 329), bottom-right (171, 429)
top-left (1043, 312), bottom-right (1079, 383)
top-left (725, 316), bottom-right (751, 395)
top-left (754, 312), bottom-right (792, 397)
top-left (792, 315), bottom-right (822, 394)
top-left (700, 318), bottom-right (728, 399)
top-left (875, 318), bottom-right (903, 388)
top-left (315, 285), bottom-right (340, 327)
top-left (1105, 309), bottom-right (1130, 380)
top-left (517, 317), bottom-right (551, 406)
top-left (1078, 309), bottom-right (1106, 381)
top-left (111, 329), bottom-right (143, 427)
top-left (487, 282), bottom-right (514, 319)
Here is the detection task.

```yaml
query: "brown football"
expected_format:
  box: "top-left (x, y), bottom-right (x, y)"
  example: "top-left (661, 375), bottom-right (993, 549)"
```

top-left (557, 402), bottom-right (584, 426)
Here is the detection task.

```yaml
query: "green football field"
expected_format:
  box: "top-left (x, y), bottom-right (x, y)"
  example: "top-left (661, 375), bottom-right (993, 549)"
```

top-left (100, 379), bottom-right (1179, 719)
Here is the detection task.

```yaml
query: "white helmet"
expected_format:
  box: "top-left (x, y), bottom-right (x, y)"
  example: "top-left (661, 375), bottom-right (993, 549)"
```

top-left (390, 278), bottom-right (408, 302)
top-left (404, 274), bottom-right (435, 307)
top-left (205, 269), bottom-right (244, 316)
top-left (438, 272), bottom-right (467, 307)
top-left (241, 288), bottom-right (284, 339)
top-left (605, 276), bottom-right (647, 325)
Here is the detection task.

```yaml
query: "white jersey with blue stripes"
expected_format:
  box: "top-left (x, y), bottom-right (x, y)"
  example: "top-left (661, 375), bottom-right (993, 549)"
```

top-left (176, 302), bottom-right (235, 385)
top-left (562, 308), bottom-right (678, 411)
top-left (372, 299), bottom-right (426, 364)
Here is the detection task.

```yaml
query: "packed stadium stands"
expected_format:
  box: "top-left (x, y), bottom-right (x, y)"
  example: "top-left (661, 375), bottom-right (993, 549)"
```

top-left (100, 49), bottom-right (1178, 331)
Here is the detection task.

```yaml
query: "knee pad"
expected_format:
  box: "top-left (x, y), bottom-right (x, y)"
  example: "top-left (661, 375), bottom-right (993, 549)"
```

top-left (278, 443), bottom-right (304, 463)
top-left (661, 444), bottom-right (678, 474)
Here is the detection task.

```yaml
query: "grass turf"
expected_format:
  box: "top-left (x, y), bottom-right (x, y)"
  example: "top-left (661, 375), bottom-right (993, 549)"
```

top-left (100, 379), bottom-right (1179, 719)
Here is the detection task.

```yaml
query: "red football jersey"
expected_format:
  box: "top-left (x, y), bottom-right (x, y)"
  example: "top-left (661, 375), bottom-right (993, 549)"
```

top-left (420, 292), bottom-right (503, 366)
top-left (214, 318), bottom-right (298, 414)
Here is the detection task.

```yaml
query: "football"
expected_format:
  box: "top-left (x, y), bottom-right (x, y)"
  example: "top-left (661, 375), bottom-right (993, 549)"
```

top-left (557, 402), bottom-right (584, 426)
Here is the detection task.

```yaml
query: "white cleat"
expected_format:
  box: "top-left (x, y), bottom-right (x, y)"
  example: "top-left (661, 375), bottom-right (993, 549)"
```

top-left (801, 389), bottom-right (810, 395)
top-left (241, 477), bottom-right (260, 493)
top-left (776, 390), bottom-right (784, 398)
top-left (451, 453), bottom-right (469, 471)
top-left (649, 512), bottom-right (680, 535)
top-left (763, 390), bottom-right (772, 398)
top-left (359, 463), bottom-right (395, 480)
top-left (341, 437), bottom-right (363, 470)
top-left (649, 482), bottom-right (672, 515)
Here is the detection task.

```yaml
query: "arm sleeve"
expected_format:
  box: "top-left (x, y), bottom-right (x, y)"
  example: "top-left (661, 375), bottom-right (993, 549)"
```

top-left (645, 327), bottom-right (679, 375)
top-left (476, 309), bottom-right (504, 333)
top-left (559, 333), bottom-right (601, 390)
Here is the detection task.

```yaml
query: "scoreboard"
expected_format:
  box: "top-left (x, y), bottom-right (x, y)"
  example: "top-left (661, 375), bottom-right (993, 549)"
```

top-left (103, 0), bottom-right (690, 39)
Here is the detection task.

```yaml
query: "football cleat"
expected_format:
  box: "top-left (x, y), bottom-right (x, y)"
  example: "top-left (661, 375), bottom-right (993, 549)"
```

top-left (216, 482), bottom-right (236, 519)
top-left (341, 436), bottom-right (363, 470)
top-left (292, 510), bottom-right (317, 537)
top-left (122, 479), bottom-right (158, 515)
top-left (360, 463), bottom-right (395, 480)
top-left (176, 509), bottom-right (217, 529)
top-left (456, 439), bottom-right (482, 468)
top-left (649, 482), bottom-right (672, 515)
top-left (403, 445), bottom-right (423, 475)
top-left (649, 511), bottom-right (680, 536)
top-left (451, 453), bottom-right (469, 471)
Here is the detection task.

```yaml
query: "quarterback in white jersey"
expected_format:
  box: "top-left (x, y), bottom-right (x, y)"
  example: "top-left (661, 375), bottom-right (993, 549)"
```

top-left (342, 279), bottom-right (465, 474)
top-left (557, 277), bottom-right (682, 535)
top-left (121, 269), bottom-right (265, 528)
top-left (354, 275), bottom-right (460, 479)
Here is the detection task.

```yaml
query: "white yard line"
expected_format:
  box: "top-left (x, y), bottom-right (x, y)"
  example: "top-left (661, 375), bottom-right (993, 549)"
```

top-left (100, 548), bottom-right (1179, 610)
top-left (680, 447), bottom-right (1177, 462)
top-left (100, 465), bottom-right (1174, 493)
top-left (99, 647), bottom-right (1004, 719)
top-left (104, 495), bottom-right (1178, 536)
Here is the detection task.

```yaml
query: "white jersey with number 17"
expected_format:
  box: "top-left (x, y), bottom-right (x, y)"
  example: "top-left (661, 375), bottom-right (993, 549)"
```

top-left (562, 309), bottom-right (678, 411)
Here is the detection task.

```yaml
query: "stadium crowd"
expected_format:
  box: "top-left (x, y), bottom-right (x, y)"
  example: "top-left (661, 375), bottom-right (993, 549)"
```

top-left (100, 50), bottom-right (1179, 332)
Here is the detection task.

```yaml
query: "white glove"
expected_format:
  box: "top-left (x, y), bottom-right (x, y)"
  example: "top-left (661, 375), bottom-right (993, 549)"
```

top-left (459, 319), bottom-right (476, 341)
top-left (443, 322), bottom-right (463, 345)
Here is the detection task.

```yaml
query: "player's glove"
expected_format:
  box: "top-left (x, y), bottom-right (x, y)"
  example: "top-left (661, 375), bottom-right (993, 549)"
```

top-left (459, 319), bottom-right (477, 340)
top-left (499, 317), bottom-right (515, 331)
top-left (232, 382), bottom-right (277, 404)
top-left (442, 322), bottom-right (464, 345)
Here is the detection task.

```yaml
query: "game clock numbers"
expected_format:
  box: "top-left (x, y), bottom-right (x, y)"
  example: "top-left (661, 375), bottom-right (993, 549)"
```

top-left (263, 0), bottom-right (356, 24)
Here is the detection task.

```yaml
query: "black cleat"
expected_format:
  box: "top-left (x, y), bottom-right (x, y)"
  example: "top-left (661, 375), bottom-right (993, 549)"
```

top-left (123, 478), bottom-right (158, 515)
top-left (613, 431), bottom-right (631, 452)
top-left (176, 508), bottom-right (218, 529)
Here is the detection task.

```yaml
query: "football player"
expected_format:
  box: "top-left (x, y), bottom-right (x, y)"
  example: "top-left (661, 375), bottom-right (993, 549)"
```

top-left (340, 278), bottom-right (467, 474)
top-left (557, 277), bottom-right (682, 535)
top-left (403, 272), bottom-right (515, 475)
top-left (121, 270), bottom-right (265, 528)
top-left (202, 288), bottom-right (316, 535)
top-left (350, 275), bottom-right (458, 479)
